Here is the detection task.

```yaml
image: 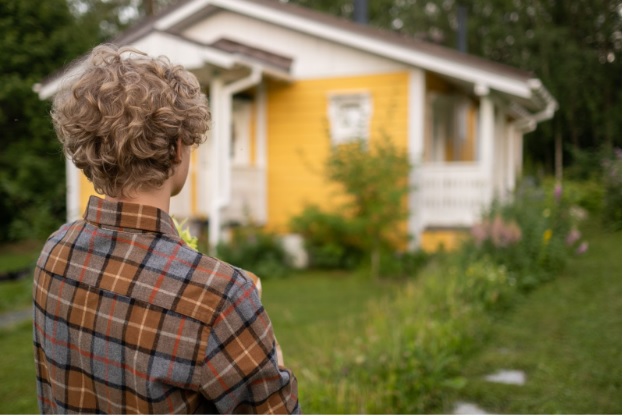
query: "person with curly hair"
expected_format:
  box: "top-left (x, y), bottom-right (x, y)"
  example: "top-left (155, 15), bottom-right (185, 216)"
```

top-left (33, 44), bottom-right (300, 414)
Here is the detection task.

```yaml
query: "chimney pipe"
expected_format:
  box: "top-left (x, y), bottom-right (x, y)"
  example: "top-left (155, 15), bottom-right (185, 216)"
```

top-left (457, 5), bottom-right (467, 53)
top-left (354, 0), bottom-right (368, 25)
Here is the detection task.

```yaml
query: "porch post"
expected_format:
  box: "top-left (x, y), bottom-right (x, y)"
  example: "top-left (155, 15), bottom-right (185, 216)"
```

top-left (209, 78), bottom-right (224, 255)
top-left (476, 84), bottom-right (494, 204)
top-left (506, 125), bottom-right (516, 195)
top-left (407, 68), bottom-right (425, 250)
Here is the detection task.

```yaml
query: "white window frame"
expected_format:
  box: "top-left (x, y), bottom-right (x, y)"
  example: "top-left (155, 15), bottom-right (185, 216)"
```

top-left (327, 91), bottom-right (372, 145)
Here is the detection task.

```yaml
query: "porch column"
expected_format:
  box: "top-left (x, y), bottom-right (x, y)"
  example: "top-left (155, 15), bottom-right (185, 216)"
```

top-left (506, 125), bottom-right (516, 195)
top-left (476, 84), bottom-right (494, 204)
top-left (209, 78), bottom-right (224, 254)
top-left (407, 68), bottom-right (425, 250)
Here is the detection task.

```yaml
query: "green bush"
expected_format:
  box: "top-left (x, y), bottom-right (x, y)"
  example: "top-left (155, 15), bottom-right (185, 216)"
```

top-left (216, 225), bottom-right (292, 279)
top-left (301, 256), bottom-right (514, 413)
top-left (290, 136), bottom-right (412, 278)
top-left (290, 205), bottom-right (364, 269)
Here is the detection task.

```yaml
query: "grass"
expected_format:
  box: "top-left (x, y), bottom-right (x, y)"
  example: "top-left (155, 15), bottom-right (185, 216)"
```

top-left (0, 321), bottom-right (38, 414)
top-left (0, 222), bottom-right (620, 414)
top-left (0, 240), bottom-right (42, 314)
top-left (452, 220), bottom-right (622, 414)
top-left (0, 240), bottom-right (42, 273)
top-left (262, 270), bottom-right (401, 411)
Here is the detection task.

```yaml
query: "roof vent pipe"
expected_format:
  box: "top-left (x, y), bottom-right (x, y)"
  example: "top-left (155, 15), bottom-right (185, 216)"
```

top-left (354, 0), bottom-right (368, 25)
top-left (457, 4), bottom-right (468, 53)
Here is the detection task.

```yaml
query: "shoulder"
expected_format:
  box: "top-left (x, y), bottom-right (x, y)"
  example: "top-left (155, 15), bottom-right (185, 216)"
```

top-left (36, 220), bottom-right (84, 269)
top-left (166, 242), bottom-right (262, 324)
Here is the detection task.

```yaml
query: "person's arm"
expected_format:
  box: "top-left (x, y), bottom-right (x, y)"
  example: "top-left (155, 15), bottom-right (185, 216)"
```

top-left (200, 276), bottom-right (300, 414)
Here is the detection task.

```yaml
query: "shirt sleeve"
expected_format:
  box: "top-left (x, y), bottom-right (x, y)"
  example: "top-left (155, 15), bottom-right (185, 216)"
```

top-left (200, 276), bottom-right (300, 414)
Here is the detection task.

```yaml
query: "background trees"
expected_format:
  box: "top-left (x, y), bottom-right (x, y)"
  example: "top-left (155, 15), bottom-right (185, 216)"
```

top-left (0, 0), bottom-right (619, 242)
top-left (0, 0), bottom-right (96, 240)
top-left (0, 0), bottom-right (174, 241)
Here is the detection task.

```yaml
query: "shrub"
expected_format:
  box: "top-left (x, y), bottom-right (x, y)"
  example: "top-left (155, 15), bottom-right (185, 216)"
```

top-left (216, 225), bottom-right (292, 279)
top-left (290, 205), bottom-right (364, 270)
top-left (458, 180), bottom-right (584, 290)
top-left (290, 136), bottom-right (412, 278)
top-left (302, 256), bottom-right (514, 413)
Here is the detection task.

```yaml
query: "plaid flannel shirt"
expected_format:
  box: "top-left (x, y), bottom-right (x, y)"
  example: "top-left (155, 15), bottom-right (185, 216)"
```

top-left (33, 196), bottom-right (299, 414)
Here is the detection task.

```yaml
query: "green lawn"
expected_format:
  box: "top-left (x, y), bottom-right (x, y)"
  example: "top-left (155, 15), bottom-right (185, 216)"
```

top-left (453, 221), bottom-right (622, 414)
top-left (0, 223), bottom-right (620, 414)
top-left (0, 321), bottom-right (38, 414)
top-left (0, 240), bottom-right (42, 273)
top-left (0, 240), bottom-right (41, 314)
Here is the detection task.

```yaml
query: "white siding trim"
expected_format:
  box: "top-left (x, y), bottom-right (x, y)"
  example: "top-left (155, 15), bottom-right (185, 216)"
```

top-left (477, 92), bottom-right (495, 203)
top-left (66, 159), bottom-right (81, 222)
top-left (408, 68), bottom-right (425, 249)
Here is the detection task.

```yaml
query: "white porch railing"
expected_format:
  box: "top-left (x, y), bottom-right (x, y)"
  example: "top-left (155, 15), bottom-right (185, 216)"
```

top-left (415, 162), bottom-right (491, 229)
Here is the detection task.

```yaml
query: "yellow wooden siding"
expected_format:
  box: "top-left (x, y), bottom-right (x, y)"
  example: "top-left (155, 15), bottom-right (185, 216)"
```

top-left (79, 172), bottom-right (102, 214)
top-left (250, 101), bottom-right (257, 166)
top-left (420, 228), bottom-right (469, 252)
top-left (265, 72), bottom-right (410, 232)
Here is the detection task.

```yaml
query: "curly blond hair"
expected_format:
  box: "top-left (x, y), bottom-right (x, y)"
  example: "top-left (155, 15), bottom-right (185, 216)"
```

top-left (52, 44), bottom-right (210, 197)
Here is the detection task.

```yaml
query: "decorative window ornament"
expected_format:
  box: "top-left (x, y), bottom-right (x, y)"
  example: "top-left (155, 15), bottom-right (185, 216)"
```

top-left (327, 92), bottom-right (372, 145)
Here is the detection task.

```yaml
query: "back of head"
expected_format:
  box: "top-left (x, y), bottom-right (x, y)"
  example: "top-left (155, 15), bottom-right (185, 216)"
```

top-left (52, 44), bottom-right (210, 198)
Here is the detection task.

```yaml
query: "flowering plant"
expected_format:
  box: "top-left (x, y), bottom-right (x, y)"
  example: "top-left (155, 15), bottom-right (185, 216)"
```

top-left (172, 217), bottom-right (199, 250)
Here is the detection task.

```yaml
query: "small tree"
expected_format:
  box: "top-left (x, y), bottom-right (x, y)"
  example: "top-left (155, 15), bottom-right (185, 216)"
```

top-left (293, 136), bottom-right (412, 278)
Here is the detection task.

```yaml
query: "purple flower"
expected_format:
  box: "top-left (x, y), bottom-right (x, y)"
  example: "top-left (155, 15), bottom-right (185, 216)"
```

top-left (566, 228), bottom-right (581, 246)
top-left (576, 241), bottom-right (589, 255)
top-left (554, 182), bottom-right (562, 203)
top-left (471, 221), bottom-right (489, 246)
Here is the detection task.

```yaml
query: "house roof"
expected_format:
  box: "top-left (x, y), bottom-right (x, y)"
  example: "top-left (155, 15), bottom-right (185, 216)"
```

top-left (35, 0), bottom-right (556, 118)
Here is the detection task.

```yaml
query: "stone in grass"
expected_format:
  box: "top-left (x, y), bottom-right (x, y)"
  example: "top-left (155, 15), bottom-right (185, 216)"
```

top-left (484, 369), bottom-right (526, 385)
top-left (453, 401), bottom-right (490, 415)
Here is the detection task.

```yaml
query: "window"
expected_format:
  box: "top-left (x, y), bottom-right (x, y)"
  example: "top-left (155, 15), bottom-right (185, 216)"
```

top-left (327, 92), bottom-right (372, 145)
top-left (427, 93), bottom-right (474, 162)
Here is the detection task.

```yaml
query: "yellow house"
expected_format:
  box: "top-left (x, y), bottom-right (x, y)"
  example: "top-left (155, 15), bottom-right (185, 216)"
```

top-left (36, 0), bottom-right (557, 254)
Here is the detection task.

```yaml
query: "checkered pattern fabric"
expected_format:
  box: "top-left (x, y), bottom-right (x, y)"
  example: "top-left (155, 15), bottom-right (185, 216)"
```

top-left (33, 196), bottom-right (299, 414)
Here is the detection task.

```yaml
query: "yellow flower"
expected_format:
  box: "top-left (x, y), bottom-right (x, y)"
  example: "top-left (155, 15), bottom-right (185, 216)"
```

top-left (543, 229), bottom-right (553, 244)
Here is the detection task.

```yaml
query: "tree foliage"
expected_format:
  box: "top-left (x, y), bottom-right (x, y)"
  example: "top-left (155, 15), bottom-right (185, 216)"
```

top-left (0, 0), bottom-right (97, 241)
top-left (0, 0), bottom-right (178, 242)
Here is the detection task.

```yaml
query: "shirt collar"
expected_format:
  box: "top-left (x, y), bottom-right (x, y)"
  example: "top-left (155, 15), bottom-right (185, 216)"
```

top-left (83, 196), bottom-right (179, 236)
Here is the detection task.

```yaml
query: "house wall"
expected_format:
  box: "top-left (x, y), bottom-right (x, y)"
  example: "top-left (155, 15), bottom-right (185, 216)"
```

top-left (265, 71), bottom-right (409, 232)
